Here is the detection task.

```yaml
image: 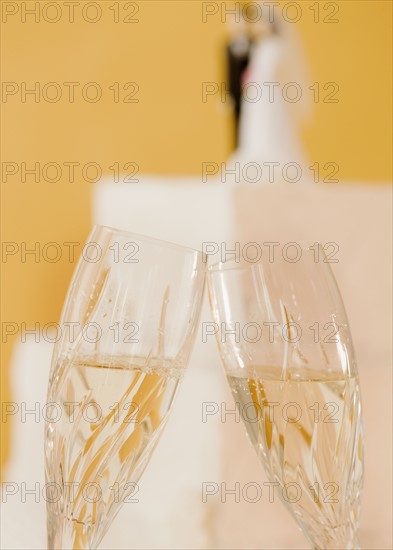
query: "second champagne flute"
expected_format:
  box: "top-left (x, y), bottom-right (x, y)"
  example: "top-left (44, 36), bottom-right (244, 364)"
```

top-left (208, 243), bottom-right (364, 549)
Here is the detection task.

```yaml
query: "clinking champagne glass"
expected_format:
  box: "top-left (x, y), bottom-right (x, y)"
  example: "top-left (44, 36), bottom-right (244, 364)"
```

top-left (207, 243), bottom-right (364, 549)
top-left (45, 226), bottom-right (205, 549)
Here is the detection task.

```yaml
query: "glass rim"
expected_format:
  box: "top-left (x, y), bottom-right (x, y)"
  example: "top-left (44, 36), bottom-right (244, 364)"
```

top-left (92, 224), bottom-right (205, 256)
top-left (208, 241), bottom-right (325, 273)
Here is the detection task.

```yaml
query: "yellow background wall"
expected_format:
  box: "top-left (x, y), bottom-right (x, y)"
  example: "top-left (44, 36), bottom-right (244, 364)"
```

top-left (1, 0), bottom-right (392, 465)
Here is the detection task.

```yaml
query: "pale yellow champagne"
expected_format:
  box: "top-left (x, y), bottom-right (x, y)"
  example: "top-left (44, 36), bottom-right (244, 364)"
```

top-left (45, 356), bottom-right (181, 550)
top-left (228, 366), bottom-right (364, 549)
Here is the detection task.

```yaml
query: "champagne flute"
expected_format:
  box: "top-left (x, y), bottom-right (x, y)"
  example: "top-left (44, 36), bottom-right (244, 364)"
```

top-left (45, 225), bottom-right (205, 549)
top-left (207, 242), bottom-right (364, 549)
